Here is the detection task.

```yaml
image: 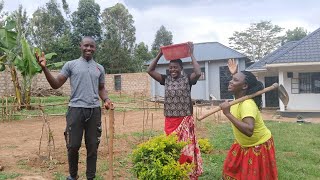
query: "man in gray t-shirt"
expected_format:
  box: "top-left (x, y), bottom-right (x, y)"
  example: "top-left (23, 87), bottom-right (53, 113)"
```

top-left (36, 36), bottom-right (112, 180)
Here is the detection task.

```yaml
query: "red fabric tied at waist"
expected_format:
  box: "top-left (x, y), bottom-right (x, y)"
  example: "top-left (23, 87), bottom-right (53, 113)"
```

top-left (179, 154), bottom-right (193, 164)
top-left (165, 116), bottom-right (184, 135)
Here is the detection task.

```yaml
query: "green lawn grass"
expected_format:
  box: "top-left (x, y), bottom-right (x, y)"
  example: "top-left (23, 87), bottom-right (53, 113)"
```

top-left (4, 94), bottom-right (142, 119)
top-left (199, 121), bottom-right (320, 180)
top-left (0, 172), bottom-right (20, 180)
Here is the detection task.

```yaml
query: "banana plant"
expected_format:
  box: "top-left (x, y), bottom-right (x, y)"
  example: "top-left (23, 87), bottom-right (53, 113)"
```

top-left (1, 19), bottom-right (61, 109)
top-left (16, 38), bottom-right (57, 109)
top-left (0, 19), bottom-right (23, 108)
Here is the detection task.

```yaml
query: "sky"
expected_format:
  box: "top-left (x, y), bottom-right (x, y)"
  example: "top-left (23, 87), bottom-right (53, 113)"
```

top-left (2, 0), bottom-right (320, 48)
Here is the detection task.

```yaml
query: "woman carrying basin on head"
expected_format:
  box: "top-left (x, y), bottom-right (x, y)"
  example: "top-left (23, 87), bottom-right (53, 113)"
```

top-left (147, 42), bottom-right (203, 179)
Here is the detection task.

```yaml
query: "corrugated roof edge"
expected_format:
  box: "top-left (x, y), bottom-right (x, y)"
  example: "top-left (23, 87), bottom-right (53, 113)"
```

top-left (144, 41), bottom-right (248, 65)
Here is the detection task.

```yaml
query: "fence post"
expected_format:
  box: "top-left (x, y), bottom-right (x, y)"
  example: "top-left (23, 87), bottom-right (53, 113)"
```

top-left (108, 104), bottom-right (115, 179)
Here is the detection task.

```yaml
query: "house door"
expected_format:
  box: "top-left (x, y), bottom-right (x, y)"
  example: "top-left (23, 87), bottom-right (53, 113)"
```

top-left (265, 76), bottom-right (279, 107)
top-left (219, 66), bottom-right (233, 99)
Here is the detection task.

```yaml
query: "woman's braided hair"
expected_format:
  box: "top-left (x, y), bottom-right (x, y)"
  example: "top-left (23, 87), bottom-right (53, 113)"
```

top-left (241, 71), bottom-right (264, 110)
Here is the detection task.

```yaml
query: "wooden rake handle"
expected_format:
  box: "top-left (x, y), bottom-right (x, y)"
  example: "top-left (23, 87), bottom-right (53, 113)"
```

top-left (197, 83), bottom-right (279, 121)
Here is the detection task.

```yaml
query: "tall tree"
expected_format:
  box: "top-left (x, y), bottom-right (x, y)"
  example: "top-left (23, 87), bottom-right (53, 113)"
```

top-left (7, 5), bottom-right (30, 42)
top-left (282, 27), bottom-right (308, 44)
top-left (30, 0), bottom-right (67, 50)
top-left (61, 0), bottom-right (70, 16)
top-left (151, 25), bottom-right (173, 57)
top-left (30, 0), bottom-right (75, 63)
top-left (71, 0), bottom-right (101, 43)
top-left (0, 0), bottom-right (7, 26)
top-left (0, 0), bottom-right (3, 14)
top-left (133, 42), bottom-right (152, 72)
top-left (99, 3), bottom-right (136, 73)
top-left (229, 21), bottom-right (283, 61)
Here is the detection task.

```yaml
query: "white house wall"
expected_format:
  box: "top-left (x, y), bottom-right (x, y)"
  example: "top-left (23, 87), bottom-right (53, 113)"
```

top-left (284, 71), bottom-right (320, 111)
top-left (255, 67), bottom-right (320, 111)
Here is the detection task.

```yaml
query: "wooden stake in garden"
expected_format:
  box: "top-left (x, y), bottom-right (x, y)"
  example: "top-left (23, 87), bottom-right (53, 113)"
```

top-left (122, 108), bottom-right (126, 126)
top-left (38, 107), bottom-right (55, 160)
top-left (146, 102), bottom-right (149, 125)
top-left (104, 116), bottom-right (108, 148)
top-left (108, 104), bottom-right (115, 179)
top-left (142, 100), bottom-right (145, 141)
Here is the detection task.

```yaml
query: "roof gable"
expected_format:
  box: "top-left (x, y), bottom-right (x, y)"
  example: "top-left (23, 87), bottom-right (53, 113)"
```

top-left (247, 27), bottom-right (320, 71)
top-left (272, 28), bottom-right (320, 63)
top-left (247, 41), bottom-right (298, 71)
top-left (146, 42), bottom-right (247, 65)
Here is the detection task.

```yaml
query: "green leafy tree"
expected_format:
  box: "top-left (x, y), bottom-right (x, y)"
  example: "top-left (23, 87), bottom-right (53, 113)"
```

top-left (151, 25), bottom-right (173, 57)
top-left (0, 0), bottom-right (6, 26)
top-left (30, 0), bottom-right (67, 50)
top-left (70, 0), bottom-right (101, 43)
top-left (30, 0), bottom-right (75, 63)
top-left (7, 5), bottom-right (30, 42)
top-left (133, 42), bottom-right (152, 72)
top-left (99, 3), bottom-right (136, 73)
top-left (61, 0), bottom-right (70, 16)
top-left (229, 21), bottom-right (283, 61)
top-left (282, 27), bottom-right (308, 44)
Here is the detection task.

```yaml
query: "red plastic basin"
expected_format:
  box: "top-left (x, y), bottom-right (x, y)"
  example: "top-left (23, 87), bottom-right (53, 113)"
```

top-left (160, 42), bottom-right (191, 61)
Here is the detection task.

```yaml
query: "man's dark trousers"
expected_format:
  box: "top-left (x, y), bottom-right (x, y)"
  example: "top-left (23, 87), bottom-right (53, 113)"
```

top-left (64, 107), bottom-right (102, 179)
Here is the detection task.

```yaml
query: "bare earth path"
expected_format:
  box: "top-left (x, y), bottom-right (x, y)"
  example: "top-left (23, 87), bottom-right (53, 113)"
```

top-left (0, 108), bottom-right (319, 179)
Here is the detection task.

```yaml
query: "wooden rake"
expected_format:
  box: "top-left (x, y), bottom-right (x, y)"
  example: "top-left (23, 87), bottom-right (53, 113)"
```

top-left (197, 83), bottom-right (289, 121)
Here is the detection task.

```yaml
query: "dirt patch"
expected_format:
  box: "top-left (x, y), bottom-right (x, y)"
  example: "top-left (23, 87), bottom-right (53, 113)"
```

top-left (0, 109), bottom-right (165, 179)
top-left (0, 107), bottom-right (319, 179)
top-left (31, 88), bottom-right (64, 97)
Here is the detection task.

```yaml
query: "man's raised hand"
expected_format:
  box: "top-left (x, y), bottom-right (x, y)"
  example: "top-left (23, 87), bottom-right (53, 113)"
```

top-left (35, 51), bottom-right (47, 68)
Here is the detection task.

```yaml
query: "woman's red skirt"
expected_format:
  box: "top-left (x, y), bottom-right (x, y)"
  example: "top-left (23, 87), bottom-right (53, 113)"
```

top-left (223, 137), bottom-right (278, 180)
top-left (165, 116), bottom-right (203, 179)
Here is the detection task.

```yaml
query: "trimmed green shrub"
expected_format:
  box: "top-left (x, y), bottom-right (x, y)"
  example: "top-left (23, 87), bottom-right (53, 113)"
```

top-left (131, 134), bottom-right (193, 180)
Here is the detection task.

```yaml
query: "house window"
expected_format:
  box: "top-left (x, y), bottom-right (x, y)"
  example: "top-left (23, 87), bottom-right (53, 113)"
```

top-left (183, 68), bottom-right (205, 80)
top-left (296, 72), bottom-right (320, 93)
top-left (219, 66), bottom-right (233, 99)
top-left (165, 68), bottom-right (205, 80)
top-left (114, 75), bottom-right (121, 91)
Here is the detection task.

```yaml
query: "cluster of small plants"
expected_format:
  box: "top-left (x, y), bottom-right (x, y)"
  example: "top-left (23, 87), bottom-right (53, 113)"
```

top-left (131, 134), bottom-right (193, 180)
top-left (198, 138), bottom-right (214, 154)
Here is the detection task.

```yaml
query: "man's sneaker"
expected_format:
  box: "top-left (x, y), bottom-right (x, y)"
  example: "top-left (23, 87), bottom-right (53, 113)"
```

top-left (66, 175), bottom-right (79, 180)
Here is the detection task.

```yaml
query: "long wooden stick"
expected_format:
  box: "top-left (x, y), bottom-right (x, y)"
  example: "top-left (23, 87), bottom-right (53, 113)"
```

top-left (108, 104), bottom-right (115, 179)
top-left (197, 83), bottom-right (279, 121)
top-left (104, 116), bottom-right (108, 148)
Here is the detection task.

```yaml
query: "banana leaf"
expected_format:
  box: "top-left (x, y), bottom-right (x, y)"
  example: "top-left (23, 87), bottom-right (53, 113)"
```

top-left (0, 28), bottom-right (17, 50)
top-left (19, 38), bottom-right (42, 76)
top-left (47, 61), bottom-right (65, 69)
top-left (4, 20), bottom-right (16, 30)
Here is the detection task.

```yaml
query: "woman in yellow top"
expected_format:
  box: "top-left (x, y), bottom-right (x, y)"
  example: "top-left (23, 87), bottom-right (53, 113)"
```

top-left (219, 60), bottom-right (278, 180)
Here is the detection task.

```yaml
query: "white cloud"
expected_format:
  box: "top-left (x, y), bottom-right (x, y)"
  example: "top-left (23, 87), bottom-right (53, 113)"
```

top-left (2, 0), bottom-right (320, 48)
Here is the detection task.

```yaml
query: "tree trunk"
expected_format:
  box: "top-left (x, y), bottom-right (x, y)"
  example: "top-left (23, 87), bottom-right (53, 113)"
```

top-left (25, 84), bottom-right (31, 110)
top-left (9, 65), bottom-right (22, 110)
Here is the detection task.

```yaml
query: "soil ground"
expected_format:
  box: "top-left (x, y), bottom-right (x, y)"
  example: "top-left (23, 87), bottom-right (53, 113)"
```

top-left (0, 106), bottom-right (319, 180)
